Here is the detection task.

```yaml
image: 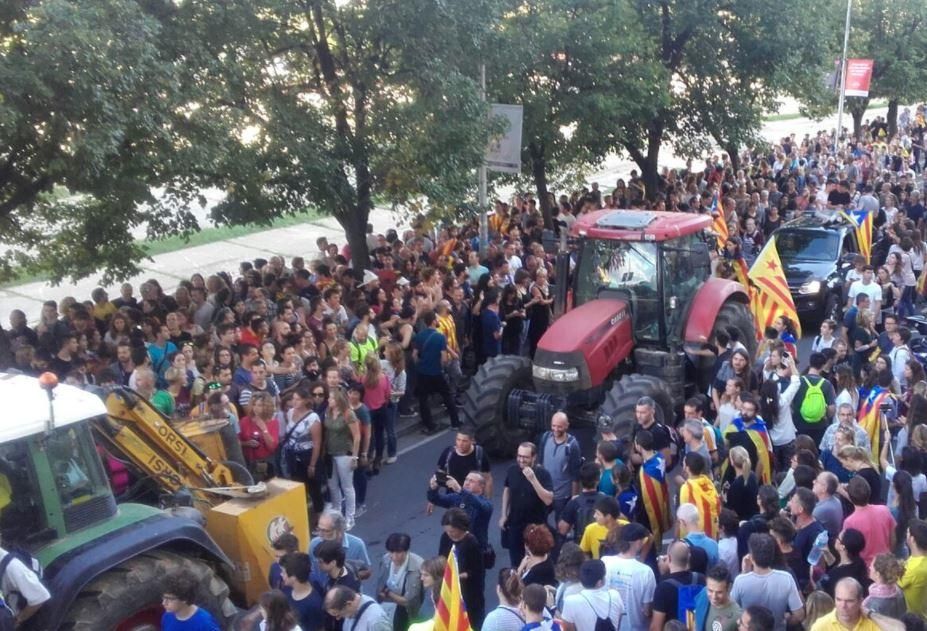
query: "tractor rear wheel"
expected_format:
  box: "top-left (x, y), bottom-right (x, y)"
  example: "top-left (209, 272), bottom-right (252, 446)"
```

top-left (462, 355), bottom-right (534, 458)
top-left (599, 374), bottom-right (675, 442)
top-left (713, 300), bottom-right (757, 359)
top-left (60, 549), bottom-right (237, 631)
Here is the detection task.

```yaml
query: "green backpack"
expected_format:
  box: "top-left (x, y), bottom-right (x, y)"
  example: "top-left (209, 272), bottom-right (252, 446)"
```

top-left (799, 377), bottom-right (827, 423)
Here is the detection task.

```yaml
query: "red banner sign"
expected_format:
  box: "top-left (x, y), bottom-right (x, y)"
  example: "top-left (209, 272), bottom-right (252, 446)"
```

top-left (845, 59), bottom-right (874, 97)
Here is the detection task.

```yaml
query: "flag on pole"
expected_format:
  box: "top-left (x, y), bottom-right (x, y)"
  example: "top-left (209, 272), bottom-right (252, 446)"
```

top-left (858, 386), bottom-right (893, 470)
top-left (749, 238), bottom-right (802, 338)
top-left (839, 209), bottom-right (874, 263)
top-left (710, 194), bottom-right (728, 249)
top-left (732, 254), bottom-right (750, 289)
top-left (434, 545), bottom-right (472, 631)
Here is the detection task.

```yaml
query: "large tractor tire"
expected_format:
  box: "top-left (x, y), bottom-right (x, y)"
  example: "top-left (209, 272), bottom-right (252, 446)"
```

top-left (462, 355), bottom-right (534, 458)
top-left (599, 374), bottom-right (675, 442)
top-left (60, 549), bottom-right (237, 631)
top-left (713, 300), bottom-right (757, 359)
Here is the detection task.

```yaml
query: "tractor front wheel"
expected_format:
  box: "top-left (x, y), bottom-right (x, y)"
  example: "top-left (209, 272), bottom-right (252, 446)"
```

top-left (462, 355), bottom-right (534, 458)
top-left (713, 300), bottom-right (757, 359)
top-left (599, 374), bottom-right (675, 442)
top-left (60, 549), bottom-right (237, 631)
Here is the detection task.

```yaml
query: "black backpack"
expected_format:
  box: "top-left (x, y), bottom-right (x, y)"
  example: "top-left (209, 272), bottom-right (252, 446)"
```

top-left (572, 494), bottom-right (600, 541)
top-left (581, 592), bottom-right (616, 631)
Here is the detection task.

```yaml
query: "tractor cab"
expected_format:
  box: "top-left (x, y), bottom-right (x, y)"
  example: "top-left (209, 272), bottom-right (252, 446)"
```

top-left (572, 211), bottom-right (712, 348)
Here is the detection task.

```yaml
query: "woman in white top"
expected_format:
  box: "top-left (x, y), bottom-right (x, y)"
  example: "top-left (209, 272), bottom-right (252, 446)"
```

top-left (810, 319), bottom-right (837, 353)
top-left (482, 568), bottom-right (526, 631)
top-left (833, 364), bottom-right (859, 412)
top-left (283, 385), bottom-right (324, 517)
top-left (761, 355), bottom-right (801, 473)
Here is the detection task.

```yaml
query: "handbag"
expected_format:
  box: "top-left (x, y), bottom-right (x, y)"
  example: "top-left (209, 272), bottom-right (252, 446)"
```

top-left (281, 412), bottom-right (315, 475)
top-left (482, 544), bottom-right (496, 570)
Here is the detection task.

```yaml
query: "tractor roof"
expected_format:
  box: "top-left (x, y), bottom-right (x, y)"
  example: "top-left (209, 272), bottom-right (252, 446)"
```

top-left (0, 372), bottom-right (107, 442)
top-left (572, 209), bottom-right (711, 241)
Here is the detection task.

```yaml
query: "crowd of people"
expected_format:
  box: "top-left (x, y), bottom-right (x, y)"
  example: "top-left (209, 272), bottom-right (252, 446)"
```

top-left (3, 110), bottom-right (927, 630)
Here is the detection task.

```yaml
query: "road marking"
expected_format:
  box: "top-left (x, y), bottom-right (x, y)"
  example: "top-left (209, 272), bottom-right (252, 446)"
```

top-left (397, 428), bottom-right (450, 456)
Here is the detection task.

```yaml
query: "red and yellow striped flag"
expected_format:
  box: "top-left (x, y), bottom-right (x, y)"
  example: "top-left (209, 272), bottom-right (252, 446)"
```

top-left (434, 545), bottom-right (472, 631)
top-left (680, 474), bottom-right (721, 539)
top-left (858, 387), bottom-right (892, 471)
top-left (749, 238), bottom-right (802, 338)
top-left (711, 195), bottom-right (728, 249)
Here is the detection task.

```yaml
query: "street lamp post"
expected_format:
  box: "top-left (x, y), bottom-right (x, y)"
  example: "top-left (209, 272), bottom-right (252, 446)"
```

top-left (834, 0), bottom-right (853, 152)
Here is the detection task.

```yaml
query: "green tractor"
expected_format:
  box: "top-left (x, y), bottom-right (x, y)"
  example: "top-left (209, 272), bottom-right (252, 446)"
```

top-left (0, 373), bottom-right (237, 630)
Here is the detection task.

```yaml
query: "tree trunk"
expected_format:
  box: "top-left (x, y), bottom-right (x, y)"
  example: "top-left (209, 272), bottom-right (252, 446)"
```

top-left (887, 99), bottom-right (899, 138)
top-left (337, 204), bottom-right (370, 277)
top-left (848, 97), bottom-right (869, 140)
top-left (725, 142), bottom-right (740, 173)
top-left (529, 142), bottom-right (553, 229)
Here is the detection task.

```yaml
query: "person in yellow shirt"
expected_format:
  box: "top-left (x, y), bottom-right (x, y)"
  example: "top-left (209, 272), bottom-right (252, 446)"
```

top-left (578, 496), bottom-right (628, 560)
top-left (899, 519), bottom-right (927, 618)
top-left (810, 578), bottom-right (891, 631)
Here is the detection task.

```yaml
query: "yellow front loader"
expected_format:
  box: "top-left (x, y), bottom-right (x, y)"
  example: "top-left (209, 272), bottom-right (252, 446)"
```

top-left (94, 387), bottom-right (309, 604)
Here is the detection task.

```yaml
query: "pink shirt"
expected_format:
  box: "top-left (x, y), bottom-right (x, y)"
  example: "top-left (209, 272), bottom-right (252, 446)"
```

top-left (362, 374), bottom-right (390, 411)
top-left (843, 504), bottom-right (896, 566)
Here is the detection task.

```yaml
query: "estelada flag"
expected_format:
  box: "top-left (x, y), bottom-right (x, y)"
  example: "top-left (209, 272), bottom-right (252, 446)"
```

top-left (722, 416), bottom-right (774, 485)
top-left (749, 238), bottom-right (802, 337)
top-left (434, 545), bottom-right (472, 631)
top-left (680, 474), bottom-right (721, 540)
top-left (840, 209), bottom-right (874, 264)
top-left (638, 453), bottom-right (672, 546)
top-left (732, 254), bottom-right (750, 289)
top-left (858, 386), bottom-right (893, 470)
top-left (711, 194), bottom-right (728, 249)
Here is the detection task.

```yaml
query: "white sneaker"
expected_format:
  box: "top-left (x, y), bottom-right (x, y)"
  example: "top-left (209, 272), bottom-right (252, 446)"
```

top-left (346, 517), bottom-right (356, 531)
top-left (355, 504), bottom-right (368, 517)
top-left (385, 456), bottom-right (398, 465)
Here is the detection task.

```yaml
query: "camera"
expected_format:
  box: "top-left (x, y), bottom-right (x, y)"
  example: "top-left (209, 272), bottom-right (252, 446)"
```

top-left (434, 470), bottom-right (449, 486)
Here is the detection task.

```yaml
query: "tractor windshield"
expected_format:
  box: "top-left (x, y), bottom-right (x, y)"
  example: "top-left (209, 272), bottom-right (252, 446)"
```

top-left (575, 239), bottom-right (660, 340)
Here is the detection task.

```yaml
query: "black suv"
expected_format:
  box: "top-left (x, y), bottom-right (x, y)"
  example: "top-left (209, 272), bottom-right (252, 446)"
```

top-left (765, 214), bottom-right (861, 325)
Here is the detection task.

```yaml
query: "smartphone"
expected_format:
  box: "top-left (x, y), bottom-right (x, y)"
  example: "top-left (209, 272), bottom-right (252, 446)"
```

top-left (435, 470), bottom-right (449, 486)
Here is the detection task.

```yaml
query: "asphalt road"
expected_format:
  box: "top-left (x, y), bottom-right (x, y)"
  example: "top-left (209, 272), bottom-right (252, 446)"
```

top-left (349, 328), bottom-right (818, 618)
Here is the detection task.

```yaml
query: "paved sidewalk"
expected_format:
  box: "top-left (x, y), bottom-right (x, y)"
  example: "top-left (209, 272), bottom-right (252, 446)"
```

top-left (0, 209), bottom-right (408, 323)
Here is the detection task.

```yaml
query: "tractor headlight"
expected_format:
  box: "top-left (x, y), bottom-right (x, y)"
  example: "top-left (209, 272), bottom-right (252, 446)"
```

top-left (799, 280), bottom-right (821, 295)
top-left (532, 365), bottom-right (580, 382)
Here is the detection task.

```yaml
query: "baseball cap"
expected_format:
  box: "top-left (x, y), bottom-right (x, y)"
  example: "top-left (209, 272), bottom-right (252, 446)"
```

top-left (620, 522), bottom-right (650, 543)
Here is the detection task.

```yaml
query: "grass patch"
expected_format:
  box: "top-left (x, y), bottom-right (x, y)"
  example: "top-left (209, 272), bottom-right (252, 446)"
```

top-left (763, 100), bottom-right (888, 123)
top-left (1, 210), bottom-right (322, 289)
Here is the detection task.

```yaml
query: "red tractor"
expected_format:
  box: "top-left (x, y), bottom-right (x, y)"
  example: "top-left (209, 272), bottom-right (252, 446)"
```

top-left (463, 210), bottom-right (756, 456)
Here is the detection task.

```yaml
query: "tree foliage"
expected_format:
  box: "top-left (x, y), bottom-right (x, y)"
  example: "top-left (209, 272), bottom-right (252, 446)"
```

top-left (843, 0), bottom-right (927, 137)
top-left (194, 0), bottom-right (498, 272)
top-left (486, 0), bottom-right (660, 226)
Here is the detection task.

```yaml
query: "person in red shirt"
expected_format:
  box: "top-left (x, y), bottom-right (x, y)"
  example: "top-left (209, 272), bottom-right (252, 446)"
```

top-left (238, 391), bottom-right (280, 480)
top-left (841, 476), bottom-right (896, 567)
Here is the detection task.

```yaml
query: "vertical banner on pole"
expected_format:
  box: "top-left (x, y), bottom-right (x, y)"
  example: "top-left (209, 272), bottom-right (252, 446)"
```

top-left (485, 104), bottom-right (523, 174)
top-left (844, 59), bottom-right (874, 97)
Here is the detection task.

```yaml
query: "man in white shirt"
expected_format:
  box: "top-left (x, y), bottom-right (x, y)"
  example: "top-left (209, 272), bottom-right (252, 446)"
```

top-left (503, 241), bottom-right (523, 272)
top-left (846, 265), bottom-right (881, 323)
top-left (602, 523), bottom-right (656, 631)
top-left (561, 559), bottom-right (624, 631)
top-left (889, 326), bottom-right (912, 389)
top-left (0, 546), bottom-right (50, 626)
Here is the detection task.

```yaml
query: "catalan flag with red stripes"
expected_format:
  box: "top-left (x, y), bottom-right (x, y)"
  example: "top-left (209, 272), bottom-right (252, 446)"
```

top-left (710, 194), bottom-right (728, 249)
top-left (853, 209), bottom-right (874, 264)
top-left (749, 238), bottom-right (802, 338)
top-left (858, 386), bottom-right (893, 471)
top-left (637, 453), bottom-right (671, 546)
top-left (434, 545), bottom-right (472, 631)
top-left (680, 474), bottom-right (721, 539)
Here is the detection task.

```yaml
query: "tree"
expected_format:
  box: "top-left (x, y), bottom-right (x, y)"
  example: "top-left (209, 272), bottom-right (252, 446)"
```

top-left (842, 0), bottom-right (927, 138)
top-left (193, 0), bottom-right (498, 273)
top-left (600, 0), bottom-right (834, 197)
top-left (486, 0), bottom-right (659, 227)
top-left (0, 0), bottom-right (235, 283)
